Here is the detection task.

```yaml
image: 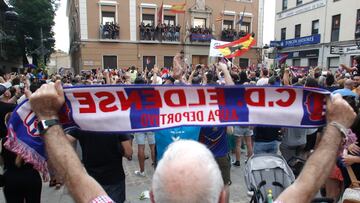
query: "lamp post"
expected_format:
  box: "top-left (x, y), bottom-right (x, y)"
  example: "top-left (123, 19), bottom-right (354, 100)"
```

top-left (0, 7), bottom-right (18, 63)
top-left (5, 10), bottom-right (18, 21)
top-left (4, 7), bottom-right (18, 36)
top-left (27, 28), bottom-right (55, 66)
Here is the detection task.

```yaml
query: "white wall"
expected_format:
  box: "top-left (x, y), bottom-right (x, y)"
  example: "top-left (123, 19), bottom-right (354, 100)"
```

top-left (275, 0), bottom-right (326, 41)
top-left (275, 0), bottom-right (360, 42)
top-left (324, 0), bottom-right (360, 43)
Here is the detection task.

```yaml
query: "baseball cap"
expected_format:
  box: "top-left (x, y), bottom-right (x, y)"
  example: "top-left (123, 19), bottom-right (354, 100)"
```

top-left (0, 82), bottom-right (12, 96)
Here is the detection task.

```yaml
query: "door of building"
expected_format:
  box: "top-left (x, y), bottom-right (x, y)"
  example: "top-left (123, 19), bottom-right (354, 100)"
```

top-left (192, 55), bottom-right (208, 65)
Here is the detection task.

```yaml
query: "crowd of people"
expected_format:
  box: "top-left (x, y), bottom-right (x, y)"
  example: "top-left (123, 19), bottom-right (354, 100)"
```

top-left (0, 54), bottom-right (360, 203)
top-left (221, 28), bottom-right (247, 42)
top-left (189, 26), bottom-right (213, 42)
top-left (139, 23), bottom-right (181, 41)
top-left (100, 22), bottom-right (120, 40)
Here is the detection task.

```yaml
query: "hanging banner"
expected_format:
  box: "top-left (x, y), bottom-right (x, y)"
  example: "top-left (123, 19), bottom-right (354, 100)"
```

top-left (290, 66), bottom-right (310, 78)
top-left (270, 34), bottom-right (321, 48)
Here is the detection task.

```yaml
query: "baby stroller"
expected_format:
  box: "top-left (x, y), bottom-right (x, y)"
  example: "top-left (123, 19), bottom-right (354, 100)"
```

top-left (244, 153), bottom-right (295, 203)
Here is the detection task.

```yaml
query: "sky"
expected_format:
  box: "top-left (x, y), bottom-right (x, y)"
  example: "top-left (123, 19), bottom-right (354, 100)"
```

top-left (54, 0), bottom-right (69, 52)
top-left (54, 0), bottom-right (276, 52)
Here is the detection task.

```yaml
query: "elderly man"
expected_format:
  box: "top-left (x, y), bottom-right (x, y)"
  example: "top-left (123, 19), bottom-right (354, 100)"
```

top-left (332, 79), bottom-right (358, 98)
top-left (27, 81), bottom-right (355, 203)
top-left (151, 140), bottom-right (227, 203)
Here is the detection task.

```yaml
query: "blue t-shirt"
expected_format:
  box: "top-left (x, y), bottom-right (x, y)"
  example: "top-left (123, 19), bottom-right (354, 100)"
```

top-left (155, 126), bottom-right (201, 161)
top-left (199, 127), bottom-right (229, 158)
top-left (37, 72), bottom-right (43, 79)
top-left (332, 88), bottom-right (358, 98)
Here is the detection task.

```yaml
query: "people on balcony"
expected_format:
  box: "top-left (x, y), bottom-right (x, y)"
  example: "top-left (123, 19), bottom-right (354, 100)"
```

top-left (139, 22), bottom-right (146, 40)
top-left (140, 22), bottom-right (181, 41)
top-left (189, 26), bottom-right (212, 42)
top-left (100, 22), bottom-right (119, 39)
top-left (175, 24), bottom-right (181, 41)
top-left (221, 28), bottom-right (248, 42)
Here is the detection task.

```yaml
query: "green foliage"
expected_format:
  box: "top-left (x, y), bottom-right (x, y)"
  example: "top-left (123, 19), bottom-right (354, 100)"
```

top-left (10, 0), bottom-right (59, 65)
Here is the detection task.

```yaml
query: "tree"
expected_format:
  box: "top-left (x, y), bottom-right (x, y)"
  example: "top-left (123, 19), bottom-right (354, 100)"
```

top-left (10, 0), bottom-right (59, 66)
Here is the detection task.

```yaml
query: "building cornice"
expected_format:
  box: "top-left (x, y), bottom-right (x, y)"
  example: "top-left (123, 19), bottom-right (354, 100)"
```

top-left (98, 0), bottom-right (118, 6)
top-left (75, 39), bottom-right (263, 49)
top-left (140, 3), bottom-right (157, 8)
top-left (276, 0), bottom-right (325, 20)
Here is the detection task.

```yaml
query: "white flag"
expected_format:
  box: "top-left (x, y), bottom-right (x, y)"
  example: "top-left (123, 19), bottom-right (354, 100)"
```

top-left (209, 39), bottom-right (229, 57)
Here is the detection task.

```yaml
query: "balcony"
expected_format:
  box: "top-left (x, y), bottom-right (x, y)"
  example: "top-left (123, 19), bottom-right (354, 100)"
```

top-left (139, 23), bottom-right (181, 42)
top-left (100, 22), bottom-right (119, 40)
top-left (221, 29), bottom-right (248, 42)
top-left (189, 27), bottom-right (213, 42)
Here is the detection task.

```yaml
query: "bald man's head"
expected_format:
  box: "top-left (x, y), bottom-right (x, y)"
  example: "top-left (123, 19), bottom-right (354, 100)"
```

top-left (344, 79), bottom-right (354, 90)
top-left (151, 140), bottom-right (225, 203)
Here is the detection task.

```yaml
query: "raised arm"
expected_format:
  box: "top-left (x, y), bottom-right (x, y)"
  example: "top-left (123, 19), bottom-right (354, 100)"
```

top-left (103, 70), bottom-right (111, 85)
top-left (188, 69), bottom-right (196, 85)
top-left (217, 62), bottom-right (234, 85)
top-left (276, 94), bottom-right (356, 203)
top-left (27, 81), bottom-right (108, 203)
top-left (340, 64), bottom-right (357, 73)
top-left (283, 68), bottom-right (290, 86)
top-left (152, 66), bottom-right (159, 84)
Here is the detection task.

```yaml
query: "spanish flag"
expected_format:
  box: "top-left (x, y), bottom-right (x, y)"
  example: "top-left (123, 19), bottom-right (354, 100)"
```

top-left (170, 3), bottom-right (186, 13)
top-left (215, 34), bottom-right (256, 58)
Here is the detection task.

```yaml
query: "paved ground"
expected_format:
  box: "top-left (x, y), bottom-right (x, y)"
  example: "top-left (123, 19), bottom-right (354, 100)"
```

top-left (0, 144), bottom-right (251, 203)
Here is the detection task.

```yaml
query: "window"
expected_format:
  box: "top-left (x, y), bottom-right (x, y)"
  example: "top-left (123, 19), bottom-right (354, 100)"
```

top-left (223, 20), bottom-right (233, 30)
top-left (164, 15), bottom-right (176, 26)
top-left (312, 20), bottom-right (319, 35)
top-left (239, 58), bottom-right (249, 68)
top-left (281, 28), bottom-right (286, 40)
top-left (164, 56), bottom-right (174, 69)
top-left (356, 10), bottom-right (360, 36)
top-left (103, 56), bottom-right (117, 69)
top-left (331, 14), bottom-right (341, 42)
top-left (295, 24), bottom-right (301, 38)
top-left (142, 14), bottom-right (155, 26)
top-left (143, 56), bottom-right (156, 70)
top-left (102, 12), bottom-right (115, 25)
top-left (296, 0), bottom-right (302, 6)
top-left (194, 18), bottom-right (206, 28)
top-left (282, 0), bottom-right (287, 10)
top-left (328, 57), bottom-right (339, 69)
top-left (293, 59), bottom-right (301, 66)
top-left (308, 58), bottom-right (318, 67)
top-left (240, 22), bottom-right (251, 33)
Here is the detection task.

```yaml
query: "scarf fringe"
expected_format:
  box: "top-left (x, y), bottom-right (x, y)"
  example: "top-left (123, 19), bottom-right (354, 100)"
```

top-left (4, 137), bottom-right (49, 181)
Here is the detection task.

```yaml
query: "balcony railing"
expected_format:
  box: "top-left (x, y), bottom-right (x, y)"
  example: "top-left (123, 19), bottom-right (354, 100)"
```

top-left (189, 27), bottom-right (212, 42)
top-left (139, 23), bottom-right (181, 42)
top-left (100, 23), bottom-right (119, 40)
top-left (221, 29), bottom-right (248, 42)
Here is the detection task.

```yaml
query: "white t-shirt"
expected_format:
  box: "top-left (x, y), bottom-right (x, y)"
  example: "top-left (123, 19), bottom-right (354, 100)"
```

top-left (151, 76), bottom-right (163, 84)
top-left (256, 77), bottom-right (269, 86)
